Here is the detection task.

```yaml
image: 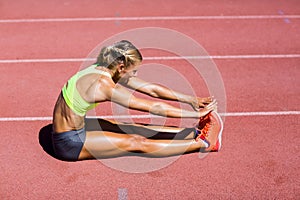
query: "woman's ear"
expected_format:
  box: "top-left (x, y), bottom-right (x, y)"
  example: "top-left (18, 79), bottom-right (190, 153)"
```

top-left (117, 64), bottom-right (125, 72)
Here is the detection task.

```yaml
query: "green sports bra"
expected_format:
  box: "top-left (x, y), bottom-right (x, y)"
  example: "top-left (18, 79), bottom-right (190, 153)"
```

top-left (62, 65), bottom-right (112, 116)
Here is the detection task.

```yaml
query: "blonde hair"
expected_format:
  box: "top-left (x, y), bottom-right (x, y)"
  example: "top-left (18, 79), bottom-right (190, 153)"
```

top-left (96, 40), bottom-right (143, 69)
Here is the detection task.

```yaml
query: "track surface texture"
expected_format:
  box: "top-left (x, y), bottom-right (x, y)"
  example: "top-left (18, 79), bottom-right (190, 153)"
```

top-left (0, 0), bottom-right (299, 199)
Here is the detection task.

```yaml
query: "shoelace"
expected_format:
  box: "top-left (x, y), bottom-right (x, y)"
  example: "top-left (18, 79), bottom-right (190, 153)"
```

top-left (198, 115), bottom-right (210, 129)
top-left (195, 114), bottom-right (211, 142)
top-left (195, 116), bottom-right (212, 142)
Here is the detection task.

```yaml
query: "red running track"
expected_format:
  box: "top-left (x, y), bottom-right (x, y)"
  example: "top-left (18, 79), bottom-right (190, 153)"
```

top-left (0, 0), bottom-right (299, 199)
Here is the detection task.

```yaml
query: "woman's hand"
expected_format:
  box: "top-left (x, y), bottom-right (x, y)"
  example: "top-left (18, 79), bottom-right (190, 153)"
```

top-left (191, 96), bottom-right (214, 111)
top-left (199, 99), bottom-right (218, 117)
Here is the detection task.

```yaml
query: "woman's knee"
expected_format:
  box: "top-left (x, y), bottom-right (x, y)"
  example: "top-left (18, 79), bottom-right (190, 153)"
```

top-left (126, 134), bottom-right (148, 152)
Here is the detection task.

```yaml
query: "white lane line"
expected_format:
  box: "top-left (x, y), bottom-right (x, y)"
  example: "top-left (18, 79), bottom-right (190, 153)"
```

top-left (0, 54), bottom-right (299, 64)
top-left (0, 111), bottom-right (299, 122)
top-left (0, 117), bottom-right (52, 121)
top-left (146, 54), bottom-right (300, 60)
top-left (221, 111), bottom-right (300, 117)
top-left (0, 58), bottom-right (87, 64)
top-left (0, 15), bottom-right (300, 23)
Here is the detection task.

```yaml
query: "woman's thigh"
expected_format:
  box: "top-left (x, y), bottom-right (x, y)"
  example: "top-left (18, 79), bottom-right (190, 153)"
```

top-left (78, 131), bottom-right (144, 160)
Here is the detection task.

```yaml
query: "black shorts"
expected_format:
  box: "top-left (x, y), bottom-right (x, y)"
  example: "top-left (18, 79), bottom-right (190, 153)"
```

top-left (52, 128), bottom-right (86, 161)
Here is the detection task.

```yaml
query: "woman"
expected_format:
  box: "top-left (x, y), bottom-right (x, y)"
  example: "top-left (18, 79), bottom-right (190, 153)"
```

top-left (52, 40), bottom-right (221, 161)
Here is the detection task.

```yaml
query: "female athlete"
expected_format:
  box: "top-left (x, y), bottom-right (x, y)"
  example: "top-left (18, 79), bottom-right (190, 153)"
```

top-left (52, 40), bottom-right (221, 161)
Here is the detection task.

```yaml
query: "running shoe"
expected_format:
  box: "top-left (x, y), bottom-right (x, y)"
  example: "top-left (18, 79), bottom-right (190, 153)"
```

top-left (195, 111), bottom-right (223, 152)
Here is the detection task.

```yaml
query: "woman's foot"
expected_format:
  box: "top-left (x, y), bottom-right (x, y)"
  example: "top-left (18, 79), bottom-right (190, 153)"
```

top-left (194, 111), bottom-right (223, 152)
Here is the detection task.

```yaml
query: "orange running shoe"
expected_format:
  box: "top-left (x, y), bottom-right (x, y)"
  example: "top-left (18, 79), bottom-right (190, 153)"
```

top-left (195, 111), bottom-right (223, 152)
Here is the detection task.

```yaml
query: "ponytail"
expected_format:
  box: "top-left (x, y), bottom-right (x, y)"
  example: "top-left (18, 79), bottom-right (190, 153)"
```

top-left (96, 40), bottom-right (143, 69)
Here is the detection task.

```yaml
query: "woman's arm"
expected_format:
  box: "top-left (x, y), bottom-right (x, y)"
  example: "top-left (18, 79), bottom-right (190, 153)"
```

top-left (106, 83), bottom-right (217, 119)
top-left (125, 77), bottom-right (214, 111)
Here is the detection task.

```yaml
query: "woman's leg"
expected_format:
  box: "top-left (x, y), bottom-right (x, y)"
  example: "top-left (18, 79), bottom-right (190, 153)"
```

top-left (78, 130), bottom-right (206, 160)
